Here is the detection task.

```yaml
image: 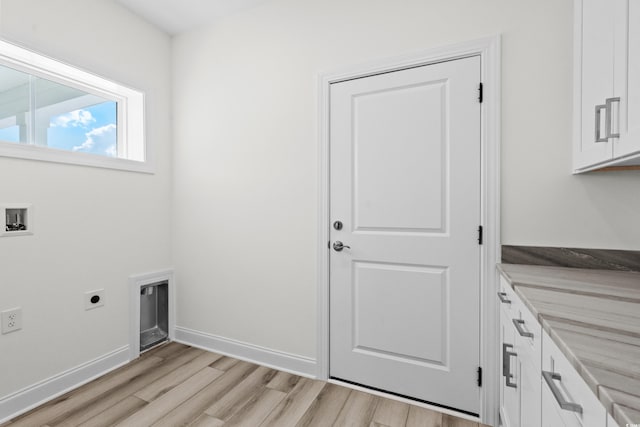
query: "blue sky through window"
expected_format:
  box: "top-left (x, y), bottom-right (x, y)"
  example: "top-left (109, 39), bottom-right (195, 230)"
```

top-left (48, 101), bottom-right (117, 157)
top-left (0, 101), bottom-right (117, 156)
top-left (0, 125), bottom-right (19, 143)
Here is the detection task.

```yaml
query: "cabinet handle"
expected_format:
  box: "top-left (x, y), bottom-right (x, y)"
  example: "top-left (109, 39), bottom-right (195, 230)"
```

top-left (512, 318), bottom-right (534, 338)
top-left (595, 104), bottom-right (608, 142)
top-left (502, 343), bottom-right (517, 388)
top-left (605, 97), bottom-right (620, 138)
top-left (497, 292), bottom-right (511, 304)
top-left (542, 371), bottom-right (583, 414)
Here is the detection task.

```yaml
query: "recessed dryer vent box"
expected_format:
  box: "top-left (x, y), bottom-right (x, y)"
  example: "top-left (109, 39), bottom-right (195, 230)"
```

top-left (2, 204), bottom-right (32, 237)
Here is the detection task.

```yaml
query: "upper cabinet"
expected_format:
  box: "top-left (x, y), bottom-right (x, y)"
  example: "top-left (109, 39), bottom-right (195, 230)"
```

top-left (574, 0), bottom-right (640, 172)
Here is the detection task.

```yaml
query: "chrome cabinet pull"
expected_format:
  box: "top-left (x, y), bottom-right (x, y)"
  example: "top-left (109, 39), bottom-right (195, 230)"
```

top-left (595, 104), bottom-right (608, 142)
top-left (502, 343), bottom-right (517, 388)
top-left (542, 371), bottom-right (583, 414)
top-left (512, 318), bottom-right (534, 338)
top-left (605, 97), bottom-right (620, 138)
top-left (497, 292), bottom-right (511, 304)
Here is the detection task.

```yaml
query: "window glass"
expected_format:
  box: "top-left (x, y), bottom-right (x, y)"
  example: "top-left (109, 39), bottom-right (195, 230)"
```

top-left (0, 124), bottom-right (19, 143)
top-left (0, 39), bottom-right (147, 172)
top-left (0, 65), bottom-right (30, 143)
top-left (48, 101), bottom-right (117, 157)
top-left (0, 63), bottom-right (118, 158)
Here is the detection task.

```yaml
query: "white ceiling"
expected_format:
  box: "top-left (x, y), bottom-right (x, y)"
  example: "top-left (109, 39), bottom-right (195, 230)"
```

top-left (115, 0), bottom-right (268, 35)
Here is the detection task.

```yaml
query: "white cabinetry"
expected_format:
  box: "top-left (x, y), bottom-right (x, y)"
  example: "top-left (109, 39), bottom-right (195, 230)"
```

top-left (541, 331), bottom-right (606, 426)
top-left (607, 413), bottom-right (621, 427)
top-left (498, 276), bottom-right (609, 427)
top-left (498, 278), bottom-right (541, 427)
top-left (574, 0), bottom-right (640, 172)
top-left (499, 283), bottom-right (519, 427)
top-left (515, 300), bottom-right (541, 427)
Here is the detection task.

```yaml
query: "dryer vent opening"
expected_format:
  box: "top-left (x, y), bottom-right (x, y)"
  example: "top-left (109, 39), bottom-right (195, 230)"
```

top-left (140, 280), bottom-right (168, 352)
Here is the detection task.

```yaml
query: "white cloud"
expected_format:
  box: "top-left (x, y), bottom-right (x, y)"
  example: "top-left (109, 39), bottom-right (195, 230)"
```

top-left (73, 123), bottom-right (117, 156)
top-left (52, 109), bottom-right (95, 128)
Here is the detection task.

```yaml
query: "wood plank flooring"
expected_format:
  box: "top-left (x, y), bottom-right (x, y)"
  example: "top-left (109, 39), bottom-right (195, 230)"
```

top-left (2, 342), bottom-right (486, 427)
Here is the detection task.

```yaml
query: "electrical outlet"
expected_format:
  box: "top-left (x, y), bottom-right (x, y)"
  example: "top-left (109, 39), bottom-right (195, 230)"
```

top-left (85, 289), bottom-right (105, 310)
top-left (1, 307), bottom-right (22, 334)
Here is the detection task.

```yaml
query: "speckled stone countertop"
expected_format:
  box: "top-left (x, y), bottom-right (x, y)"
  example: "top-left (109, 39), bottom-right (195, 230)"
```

top-left (497, 264), bottom-right (640, 427)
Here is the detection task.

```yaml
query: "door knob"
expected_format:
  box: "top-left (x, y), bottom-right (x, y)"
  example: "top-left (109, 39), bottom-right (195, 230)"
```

top-left (333, 241), bottom-right (351, 251)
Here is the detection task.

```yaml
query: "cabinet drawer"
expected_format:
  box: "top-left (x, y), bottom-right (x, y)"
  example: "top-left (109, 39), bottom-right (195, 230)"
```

top-left (498, 276), bottom-right (520, 317)
top-left (513, 290), bottom-right (542, 373)
top-left (607, 413), bottom-right (620, 427)
top-left (542, 331), bottom-right (606, 427)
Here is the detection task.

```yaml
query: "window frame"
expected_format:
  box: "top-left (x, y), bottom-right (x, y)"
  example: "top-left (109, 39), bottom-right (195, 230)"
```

top-left (0, 39), bottom-right (150, 173)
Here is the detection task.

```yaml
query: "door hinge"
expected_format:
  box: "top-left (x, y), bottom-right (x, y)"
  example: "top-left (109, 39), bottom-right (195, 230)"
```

top-left (477, 366), bottom-right (483, 387)
top-left (478, 83), bottom-right (483, 103)
top-left (478, 225), bottom-right (483, 245)
top-left (328, 240), bottom-right (331, 249)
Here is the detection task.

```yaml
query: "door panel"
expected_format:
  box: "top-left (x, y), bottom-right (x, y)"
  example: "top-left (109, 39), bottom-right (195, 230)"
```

top-left (353, 81), bottom-right (446, 232)
top-left (576, 0), bottom-right (615, 167)
top-left (329, 56), bottom-right (481, 414)
top-left (353, 262), bottom-right (447, 365)
top-left (616, 0), bottom-right (640, 156)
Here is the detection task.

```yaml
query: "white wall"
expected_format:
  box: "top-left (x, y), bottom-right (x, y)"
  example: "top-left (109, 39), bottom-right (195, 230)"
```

top-left (172, 0), bottom-right (640, 361)
top-left (0, 0), bottom-right (172, 398)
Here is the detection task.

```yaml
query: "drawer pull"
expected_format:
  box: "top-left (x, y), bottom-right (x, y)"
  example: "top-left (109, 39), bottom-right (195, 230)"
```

top-left (502, 343), bottom-right (517, 388)
top-left (512, 318), bottom-right (534, 338)
top-left (542, 371), bottom-right (583, 414)
top-left (605, 97), bottom-right (620, 138)
top-left (497, 292), bottom-right (511, 304)
top-left (595, 104), bottom-right (608, 142)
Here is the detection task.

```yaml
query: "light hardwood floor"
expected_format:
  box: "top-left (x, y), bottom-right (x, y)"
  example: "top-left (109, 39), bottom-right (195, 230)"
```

top-left (2, 342), bottom-right (487, 427)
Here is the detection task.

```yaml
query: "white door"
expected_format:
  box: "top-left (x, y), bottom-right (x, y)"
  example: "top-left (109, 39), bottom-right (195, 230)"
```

top-left (329, 56), bottom-right (482, 414)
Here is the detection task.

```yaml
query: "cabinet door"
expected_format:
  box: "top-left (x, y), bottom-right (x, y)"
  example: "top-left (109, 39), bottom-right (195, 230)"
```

top-left (614, 0), bottom-right (640, 157)
top-left (542, 332), bottom-right (606, 427)
top-left (520, 358), bottom-right (541, 427)
top-left (500, 308), bottom-right (520, 427)
top-left (542, 380), bottom-right (574, 427)
top-left (515, 304), bottom-right (542, 427)
top-left (575, 0), bottom-right (615, 169)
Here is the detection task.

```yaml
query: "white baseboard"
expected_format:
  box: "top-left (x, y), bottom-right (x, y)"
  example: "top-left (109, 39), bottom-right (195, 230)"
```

top-left (0, 346), bottom-right (129, 424)
top-left (174, 326), bottom-right (317, 378)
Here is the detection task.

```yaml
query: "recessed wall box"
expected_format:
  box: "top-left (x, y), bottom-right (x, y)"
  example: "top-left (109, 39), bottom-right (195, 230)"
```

top-left (2, 204), bottom-right (33, 237)
top-left (140, 281), bottom-right (169, 352)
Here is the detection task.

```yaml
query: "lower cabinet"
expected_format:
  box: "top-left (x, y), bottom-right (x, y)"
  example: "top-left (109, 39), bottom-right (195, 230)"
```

top-left (498, 278), bottom-right (541, 427)
top-left (500, 302), bottom-right (519, 427)
top-left (607, 413), bottom-right (621, 427)
top-left (519, 343), bottom-right (541, 427)
top-left (541, 331), bottom-right (606, 427)
top-left (498, 276), bottom-right (609, 427)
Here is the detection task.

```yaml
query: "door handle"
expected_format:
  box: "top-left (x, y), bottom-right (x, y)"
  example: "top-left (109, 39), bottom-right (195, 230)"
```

top-left (497, 292), bottom-right (511, 304)
top-left (605, 97), bottom-right (620, 138)
top-left (333, 241), bottom-right (351, 252)
top-left (512, 319), bottom-right (534, 338)
top-left (595, 104), bottom-right (608, 142)
top-left (542, 371), bottom-right (583, 414)
top-left (502, 343), bottom-right (517, 388)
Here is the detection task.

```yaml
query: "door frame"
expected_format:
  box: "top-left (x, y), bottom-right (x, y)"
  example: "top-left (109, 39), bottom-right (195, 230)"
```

top-left (316, 35), bottom-right (501, 426)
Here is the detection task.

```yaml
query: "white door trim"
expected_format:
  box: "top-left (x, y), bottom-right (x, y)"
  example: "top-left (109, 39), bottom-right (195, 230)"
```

top-left (316, 35), bottom-right (501, 426)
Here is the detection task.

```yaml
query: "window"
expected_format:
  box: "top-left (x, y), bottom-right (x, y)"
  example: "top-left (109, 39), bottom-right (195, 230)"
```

top-left (0, 40), bottom-right (148, 172)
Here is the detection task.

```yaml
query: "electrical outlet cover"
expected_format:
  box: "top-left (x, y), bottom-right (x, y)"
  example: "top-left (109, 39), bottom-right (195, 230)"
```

top-left (85, 289), bottom-right (105, 310)
top-left (1, 307), bottom-right (23, 334)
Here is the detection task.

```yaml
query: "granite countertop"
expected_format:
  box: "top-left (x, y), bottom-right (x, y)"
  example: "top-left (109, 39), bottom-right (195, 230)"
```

top-left (497, 264), bottom-right (640, 427)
